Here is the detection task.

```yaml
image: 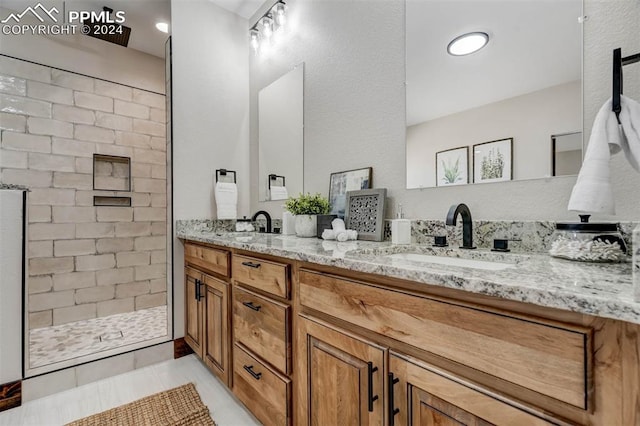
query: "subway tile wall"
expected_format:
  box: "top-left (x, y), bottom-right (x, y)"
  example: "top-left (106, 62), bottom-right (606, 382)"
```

top-left (0, 56), bottom-right (167, 329)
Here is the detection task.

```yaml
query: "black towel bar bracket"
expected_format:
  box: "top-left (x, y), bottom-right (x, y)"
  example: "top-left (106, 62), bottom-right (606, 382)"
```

top-left (268, 174), bottom-right (285, 189)
top-left (612, 47), bottom-right (640, 123)
top-left (215, 169), bottom-right (237, 183)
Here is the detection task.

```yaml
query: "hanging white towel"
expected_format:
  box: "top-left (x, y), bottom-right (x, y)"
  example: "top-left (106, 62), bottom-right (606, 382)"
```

top-left (568, 96), bottom-right (640, 214)
top-left (214, 181), bottom-right (238, 220)
top-left (270, 186), bottom-right (289, 201)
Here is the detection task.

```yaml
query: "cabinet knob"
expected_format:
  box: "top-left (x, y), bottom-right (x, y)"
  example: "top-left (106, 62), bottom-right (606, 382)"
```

top-left (241, 261), bottom-right (261, 269)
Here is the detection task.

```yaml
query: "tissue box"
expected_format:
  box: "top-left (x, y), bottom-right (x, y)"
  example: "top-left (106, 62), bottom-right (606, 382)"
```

top-left (316, 214), bottom-right (338, 238)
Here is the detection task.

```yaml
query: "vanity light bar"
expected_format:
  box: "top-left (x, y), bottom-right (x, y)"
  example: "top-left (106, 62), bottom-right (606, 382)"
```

top-left (250, 0), bottom-right (287, 53)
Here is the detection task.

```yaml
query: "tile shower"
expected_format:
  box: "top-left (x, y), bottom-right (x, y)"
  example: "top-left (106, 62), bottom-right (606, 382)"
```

top-left (0, 56), bottom-right (169, 373)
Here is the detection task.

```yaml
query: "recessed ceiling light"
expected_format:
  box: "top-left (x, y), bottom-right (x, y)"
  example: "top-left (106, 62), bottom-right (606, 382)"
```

top-left (447, 32), bottom-right (489, 56)
top-left (155, 22), bottom-right (169, 33)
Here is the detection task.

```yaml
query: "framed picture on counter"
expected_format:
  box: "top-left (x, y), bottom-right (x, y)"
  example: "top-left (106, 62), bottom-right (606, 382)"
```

top-left (329, 167), bottom-right (372, 217)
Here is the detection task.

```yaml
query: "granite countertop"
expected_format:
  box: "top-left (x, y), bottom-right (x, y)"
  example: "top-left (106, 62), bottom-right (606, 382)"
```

top-left (177, 228), bottom-right (638, 325)
top-left (0, 183), bottom-right (28, 190)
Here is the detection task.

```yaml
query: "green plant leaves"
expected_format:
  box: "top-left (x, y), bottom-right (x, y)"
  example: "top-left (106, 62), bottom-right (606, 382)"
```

top-left (284, 193), bottom-right (331, 215)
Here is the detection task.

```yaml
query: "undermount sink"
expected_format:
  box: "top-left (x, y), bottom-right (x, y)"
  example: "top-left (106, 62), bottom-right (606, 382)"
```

top-left (384, 253), bottom-right (516, 271)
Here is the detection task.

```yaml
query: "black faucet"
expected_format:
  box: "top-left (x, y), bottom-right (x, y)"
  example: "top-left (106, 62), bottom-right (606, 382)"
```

top-left (251, 210), bottom-right (272, 233)
top-left (445, 204), bottom-right (476, 249)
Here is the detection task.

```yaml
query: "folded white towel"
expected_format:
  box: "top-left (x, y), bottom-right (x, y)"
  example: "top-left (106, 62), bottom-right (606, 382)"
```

top-left (322, 229), bottom-right (336, 240)
top-left (331, 218), bottom-right (346, 233)
top-left (214, 182), bottom-right (238, 220)
top-left (270, 186), bottom-right (289, 201)
top-left (568, 98), bottom-right (625, 214)
top-left (336, 230), bottom-right (358, 242)
top-left (322, 218), bottom-right (358, 241)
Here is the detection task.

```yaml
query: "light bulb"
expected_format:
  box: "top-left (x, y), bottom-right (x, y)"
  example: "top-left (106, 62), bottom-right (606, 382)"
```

top-left (250, 29), bottom-right (259, 52)
top-left (273, 2), bottom-right (286, 27)
top-left (261, 15), bottom-right (273, 39)
top-left (155, 22), bottom-right (169, 33)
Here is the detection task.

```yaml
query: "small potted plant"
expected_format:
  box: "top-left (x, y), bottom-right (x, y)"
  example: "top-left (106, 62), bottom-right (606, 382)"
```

top-left (284, 193), bottom-right (331, 237)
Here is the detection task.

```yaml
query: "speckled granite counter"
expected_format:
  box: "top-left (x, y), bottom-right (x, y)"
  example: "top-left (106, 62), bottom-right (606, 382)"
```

top-left (177, 228), bottom-right (639, 326)
top-left (0, 183), bottom-right (27, 190)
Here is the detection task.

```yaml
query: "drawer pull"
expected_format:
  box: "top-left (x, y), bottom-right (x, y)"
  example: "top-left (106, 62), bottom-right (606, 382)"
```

top-left (242, 301), bottom-right (262, 311)
top-left (243, 364), bottom-right (262, 380)
top-left (194, 278), bottom-right (200, 301)
top-left (367, 362), bottom-right (379, 412)
top-left (241, 261), bottom-right (262, 269)
top-left (388, 372), bottom-right (400, 425)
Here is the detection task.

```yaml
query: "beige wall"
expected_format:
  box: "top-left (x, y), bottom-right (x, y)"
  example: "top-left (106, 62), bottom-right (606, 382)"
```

top-left (170, 0), bottom-right (250, 338)
top-left (407, 81), bottom-right (581, 188)
top-left (250, 0), bottom-right (640, 221)
top-left (0, 56), bottom-right (167, 329)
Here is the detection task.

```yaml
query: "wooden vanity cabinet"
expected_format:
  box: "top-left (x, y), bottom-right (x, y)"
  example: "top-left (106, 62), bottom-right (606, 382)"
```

top-left (296, 315), bottom-right (386, 426)
top-left (231, 252), bottom-right (293, 425)
top-left (181, 240), bottom-right (640, 425)
top-left (184, 243), bottom-right (231, 386)
top-left (389, 352), bottom-right (555, 426)
top-left (184, 266), bottom-right (204, 355)
top-left (294, 266), bottom-right (604, 425)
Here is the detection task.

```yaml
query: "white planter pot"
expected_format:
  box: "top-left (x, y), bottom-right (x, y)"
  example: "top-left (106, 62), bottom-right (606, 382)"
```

top-left (295, 215), bottom-right (317, 238)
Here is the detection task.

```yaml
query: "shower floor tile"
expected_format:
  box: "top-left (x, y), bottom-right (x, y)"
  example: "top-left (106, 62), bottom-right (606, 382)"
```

top-left (29, 306), bottom-right (168, 368)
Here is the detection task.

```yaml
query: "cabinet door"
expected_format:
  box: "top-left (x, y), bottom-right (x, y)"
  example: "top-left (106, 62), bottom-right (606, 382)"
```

top-left (184, 267), bottom-right (203, 356)
top-left (389, 352), bottom-right (553, 426)
top-left (203, 273), bottom-right (229, 385)
top-left (295, 315), bottom-right (385, 426)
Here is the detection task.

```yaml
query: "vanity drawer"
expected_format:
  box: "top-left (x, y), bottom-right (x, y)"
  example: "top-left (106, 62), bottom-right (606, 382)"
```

top-left (184, 243), bottom-right (229, 277)
top-left (299, 269), bottom-right (592, 410)
top-left (233, 343), bottom-right (291, 426)
top-left (233, 286), bottom-right (290, 374)
top-left (232, 254), bottom-right (289, 299)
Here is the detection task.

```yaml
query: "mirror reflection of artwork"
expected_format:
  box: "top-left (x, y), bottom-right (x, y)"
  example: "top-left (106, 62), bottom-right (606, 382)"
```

top-left (329, 167), bottom-right (372, 217)
top-left (405, 0), bottom-right (582, 189)
top-left (436, 147), bottom-right (468, 186)
top-left (473, 138), bottom-right (513, 183)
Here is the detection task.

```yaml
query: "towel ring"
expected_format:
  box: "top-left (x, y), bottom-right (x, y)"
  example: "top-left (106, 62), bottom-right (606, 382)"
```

top-left (215, 169), bottom-right (237, 183)
top-left (268, 174), bottom-right (286, 189)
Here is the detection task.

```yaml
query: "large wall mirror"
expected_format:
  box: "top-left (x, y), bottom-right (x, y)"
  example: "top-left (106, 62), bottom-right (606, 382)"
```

top-left (406, 0), bottom-right (583, 189)
top-left (258, 64), bottom-right (304, 201)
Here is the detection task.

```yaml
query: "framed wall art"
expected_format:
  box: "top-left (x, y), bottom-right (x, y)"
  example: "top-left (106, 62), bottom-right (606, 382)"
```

top-left (435, 146), bottom-right (468, 186)
top-left (345, 188), bottom-right (386, 241)
top-left (473, 138), bottom-right (513, 183)
top-left (328, 167), bottom-right (372, 217)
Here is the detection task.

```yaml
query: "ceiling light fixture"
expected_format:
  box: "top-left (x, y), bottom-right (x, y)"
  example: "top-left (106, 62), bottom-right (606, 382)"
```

top-left (249, 1), bottom-right (287, 55)
top-left (155, 22), bottom-right (169, 33)
top-left (447, 32), bottom-right (489, 56)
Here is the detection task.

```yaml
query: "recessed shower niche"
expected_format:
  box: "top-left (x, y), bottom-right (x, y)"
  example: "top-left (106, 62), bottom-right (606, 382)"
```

top-left (93, 154), bottom-right (131, 192)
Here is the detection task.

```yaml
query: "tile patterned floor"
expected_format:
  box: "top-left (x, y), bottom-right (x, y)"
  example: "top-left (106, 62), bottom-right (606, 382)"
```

top-left (29, 306), bottom-right (168, 368)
